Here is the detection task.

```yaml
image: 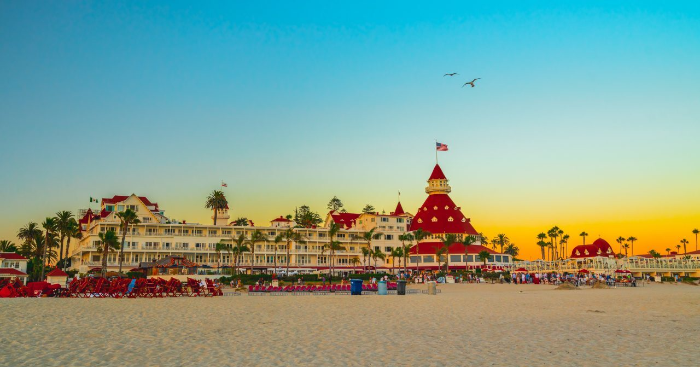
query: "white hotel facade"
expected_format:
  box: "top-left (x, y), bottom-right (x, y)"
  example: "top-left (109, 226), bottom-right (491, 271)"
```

top-left (68, 164), bottom-right (513, 274)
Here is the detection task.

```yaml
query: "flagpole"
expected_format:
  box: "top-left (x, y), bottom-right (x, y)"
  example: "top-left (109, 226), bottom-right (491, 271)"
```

top-left (435, 139), bottom-right (438, 164)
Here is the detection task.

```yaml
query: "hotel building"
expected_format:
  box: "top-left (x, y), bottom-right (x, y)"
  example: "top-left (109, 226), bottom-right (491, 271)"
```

top-left (68, 164), bottom-right (512, 274)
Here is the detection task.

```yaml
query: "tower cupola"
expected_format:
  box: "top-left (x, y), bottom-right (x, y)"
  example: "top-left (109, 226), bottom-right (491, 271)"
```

top-left (425, 164), bottom-right (451, 194)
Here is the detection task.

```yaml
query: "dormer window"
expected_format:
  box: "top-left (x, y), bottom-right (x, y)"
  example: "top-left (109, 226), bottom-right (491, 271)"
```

top-left (444, 206), bottom-right (449, 210)
top-left (433, 206), bottom-right (438, 210)
top-left (431, 217), bottom-right (438, 222)
top-left (417, 218), bottom-right (423, 223)
top-left (448, 217), bottom-right (454, 222)
top-left (461, 218), bottom-right (466, 222)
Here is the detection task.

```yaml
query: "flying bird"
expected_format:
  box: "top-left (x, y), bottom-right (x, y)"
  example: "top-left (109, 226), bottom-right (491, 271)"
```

top-left (462, 78), bottom-right (481, 88)
top-left (443, 73), bottom-right (458, 77)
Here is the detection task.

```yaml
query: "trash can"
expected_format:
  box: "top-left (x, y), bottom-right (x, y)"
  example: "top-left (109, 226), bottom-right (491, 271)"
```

top-left (350, 279), bottom-right (363, 295)
top-left (397, 280), bottom-right (406, 295)
top-left (427, 281), bottom-right (437, 295)
top-left (377, 280), bottom-right (388, 295)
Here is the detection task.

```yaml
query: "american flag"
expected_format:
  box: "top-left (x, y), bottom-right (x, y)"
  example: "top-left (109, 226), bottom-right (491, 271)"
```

top-left (221, 181), bottom-right (228, 187)
top-left (436, 142), bottom-right (448, 151)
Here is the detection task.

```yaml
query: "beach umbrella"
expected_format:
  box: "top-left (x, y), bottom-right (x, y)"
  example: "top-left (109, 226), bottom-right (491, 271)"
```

top-left (578, 269), bottom-right (590, 273)
top-left (515, 267), bottom-right (528, 272)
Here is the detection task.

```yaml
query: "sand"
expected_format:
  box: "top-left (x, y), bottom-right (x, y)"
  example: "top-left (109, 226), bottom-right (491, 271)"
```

top-left (1, 283), bottom-right (699, 366)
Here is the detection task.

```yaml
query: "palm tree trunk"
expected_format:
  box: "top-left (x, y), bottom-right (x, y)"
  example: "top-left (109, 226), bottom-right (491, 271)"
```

top-left (118, 223), bottom-right (127, 274)
top-left (213, 209), bottom-right (218, 225)
top-left (250, 244), bottom-right (255, 275)
top-left (101, 246), bottom-right (108, 278)
top-left (40, 231), bottom-right (49, 281)
top-left (329, 249), bottom-right (334, 284)
top-left (64, 237), bottom-right (72, 272)
top-left (286, 241), bottom-right (291, 276)
top-left (58, 235), bottom-right (65, 271)
top-left (274, 247), bottom-right (278, 275)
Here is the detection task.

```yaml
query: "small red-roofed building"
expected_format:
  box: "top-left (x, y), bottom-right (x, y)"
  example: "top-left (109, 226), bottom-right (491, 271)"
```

top-left (46, 268), bottom-right (69, 286)
top-left (0, 253), bottom-right (28, 284)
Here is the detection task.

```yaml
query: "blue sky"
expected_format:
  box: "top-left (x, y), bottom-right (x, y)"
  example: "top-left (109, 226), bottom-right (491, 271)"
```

top-left (1, 1), bottom-right (699, 257)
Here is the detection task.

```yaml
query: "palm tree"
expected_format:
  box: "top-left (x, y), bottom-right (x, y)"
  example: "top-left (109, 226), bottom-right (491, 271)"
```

top-left (97, 230), bottom-right (119, 278)
top-left (54, 211), bottom-right (73, 270)
top-left (350, 257), bottom-right (361, 273)
top-left (665, 247), bottom-right (671, 256)
top-left (462, 235), bottom-right (476, 267)
top-left (230, 234), bottom-right (249, 275)
top-left (0, 240), bottom-right (17, 252)
top-left (247, 230), bottom-right (268, 275)
top-left (411, 229), bottom-right (431, 273)
top-left (680, 239), bottom-right (689, 254)
top-left (398, 233), bottom-right (414, 275)
top-left (205, 190), bottom-right (228, 225)
top-left (579, 231), bottom-right (588, 246)
top-left (327, 223), bottom-right (342, 283)
top-left (557, 228), bottom-right (564, 258)
top-left (63, 219), bottom-right (82, 271)
top-left (478, 250), bottom-right (490, 266)
top-left (616, 236), bottom-right (626, 254)
top-left (116, 209), bottom-right (140, 274)
top-left (361, 247), bottom-right (371, 271)
top-left (627, 236), bottom-right (637, 256)
top-left (490, 238), bottom-right (498, 250)
top-left (18, 222), bottom-right (42, 259)
top-left (352, 228), bottom-right (383, 271)
top-left (675, 244), bottom-right (681, 254)
top-left (536, 232), bottom-right (547, 260)
top-left (439, 234), bottom-right (458, 273)
top-left (536, 240), bottom-right (547, 260)
top-left (391, 247), bottom-right (404, 274)
top-left (547, 227), bottom-right (559, 260)
top-left (324, 241), bottom-right (345, 282)
top-left (371, 248), bottom-right (386, 269)
top-left (273, 235), bottom-right (283, 274)
top-left (623, 243), bottom-right (630, 257)
top-left (496, 233), bottom-right (509, 254)
top-left (560, 234), bottom-right (570, 258)
top-left (40, 217), bottom-right (57, 280)
top-left (504, 243), bottom-right (519, 258)
top-left (693, 229), bottom-right (699, 252)
top-left (278, 228), bottom-right (306, 276)
top-left (215, 241), bottom-right (230, 274)
top-left (648, 249), bottom-right (660, 258)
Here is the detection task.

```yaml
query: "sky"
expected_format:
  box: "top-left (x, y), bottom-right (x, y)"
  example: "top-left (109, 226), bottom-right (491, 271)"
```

top-left (1, 1), bottom-right (699, 260)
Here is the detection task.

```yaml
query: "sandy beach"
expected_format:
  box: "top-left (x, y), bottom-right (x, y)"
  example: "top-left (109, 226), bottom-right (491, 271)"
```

top-left (1, 282), bottom-right (698, 367)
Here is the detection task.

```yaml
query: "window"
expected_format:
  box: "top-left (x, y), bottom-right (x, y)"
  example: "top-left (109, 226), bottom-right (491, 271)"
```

top-left (106, 205), bottom-right (114, 212)
top-left (410, 256), bottom-right (421, 263)
top-left (117, 205), bottom-right (125, 212)
top-left (384, 235), bottom-right (393, 240)
top-left (318, 233), bottom-right (326, 238)
top-left (209, 231), bottom-right (218, 236)
top-left (374, 246), bottom-right (380, 252)
top-left (371, 218), bottom-right (375, 222)
top-left (268, 231), bottom-right (276, 236)
top-left (223, 230), bottom-right (231, 235)
top-left (385, 247), bottom-right (392, 252)
top-left (381, 217), bottom-right (389, 223)
top-left (495, 255), bottom-right (502, 262)
top-left (450, 255), bottom-right (461, 263)
top-left (422, 255), bottom-right (434, 263)
top-left (337, 234), bottom-right (345, 239)
top-left (397, 218), bottom-right (404, 223)
top-left (163, 242), bottom-right (171, 250)
top-left (126, 205), bottom-right (138, 212)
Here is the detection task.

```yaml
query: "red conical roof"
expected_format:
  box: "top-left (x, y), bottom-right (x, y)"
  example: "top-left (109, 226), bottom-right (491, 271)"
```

top-left (393, 202), bottom-right (405, 216)
top-left (409, 194), bottom-right (478, 235)
top-left (429, 164), bottom-right (447, 180)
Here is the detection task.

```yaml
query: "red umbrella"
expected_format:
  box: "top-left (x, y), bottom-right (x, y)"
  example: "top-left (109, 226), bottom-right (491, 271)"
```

top-left (615, 269), bottom-right (631, 273)
top-left (515, 267), bottom-right (528, 272)
top-left (578, 269), bottom-right (590, 273)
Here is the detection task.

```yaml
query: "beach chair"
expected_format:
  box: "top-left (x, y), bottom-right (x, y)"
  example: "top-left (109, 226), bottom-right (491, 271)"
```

top-left (204, 279), bottom-right (222, 296)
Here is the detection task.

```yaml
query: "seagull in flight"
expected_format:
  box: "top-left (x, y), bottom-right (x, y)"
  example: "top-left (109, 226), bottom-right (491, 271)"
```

top-left (443, 73), bottom-right (458, 77)
top-left (462, 78), bottom-right (481, 88)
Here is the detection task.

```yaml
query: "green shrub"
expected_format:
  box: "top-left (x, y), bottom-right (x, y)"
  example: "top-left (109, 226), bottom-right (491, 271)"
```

top-left (126, 271), bottom-right (146, 279)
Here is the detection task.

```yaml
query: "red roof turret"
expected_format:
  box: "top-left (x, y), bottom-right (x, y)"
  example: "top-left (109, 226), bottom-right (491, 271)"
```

top-left (429, 164), bottom-right (447, 180)
top-left (392, 202), bottom-right (405, 216)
